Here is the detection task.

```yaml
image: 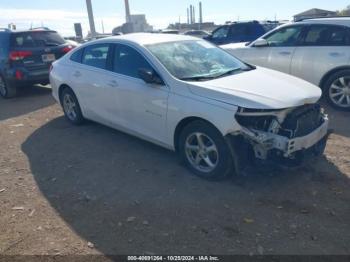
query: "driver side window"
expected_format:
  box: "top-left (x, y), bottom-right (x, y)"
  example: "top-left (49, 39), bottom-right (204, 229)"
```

top-left (264, 26), bottom-right (303, 47)
top-left (212, 26), bottom-right (229, 39)
top-left (113, 44), bottom-right (154, 79)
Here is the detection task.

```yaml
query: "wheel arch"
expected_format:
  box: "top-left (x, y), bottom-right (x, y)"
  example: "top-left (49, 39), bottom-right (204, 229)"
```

top-left (58, 84), bottom-right (74, 104)
top-left (173, 116), bottom-right (222, 152)
top-left (319, 66), bottom-right (350, 89)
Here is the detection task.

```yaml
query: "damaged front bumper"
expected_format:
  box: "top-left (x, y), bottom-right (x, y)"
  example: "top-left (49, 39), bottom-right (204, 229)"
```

top-left (237, 115), bottom-right (329, 160)
top-left (228, 105), bottom-right (330, 173)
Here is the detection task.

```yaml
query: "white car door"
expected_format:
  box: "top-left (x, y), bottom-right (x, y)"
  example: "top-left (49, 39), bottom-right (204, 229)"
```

top-left (69, 43), bottom-right (120, 123)
top-left (105, 43), bottom-right (169, 144)
top-left (291, 24), bottom-right (350, 86)
top-left (230, 25), bottom-right (304, 74)
top-left (259, 25), bottom-right (305, 74)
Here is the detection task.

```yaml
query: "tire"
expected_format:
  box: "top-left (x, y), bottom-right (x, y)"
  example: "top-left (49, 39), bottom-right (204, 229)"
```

top-left (0, 75), bottom-right (17, 98)
top-left (178, 120), bottom-right (233, 180)
top-left (60, 87), bottom-right (84, 125)
top-left (324, 70), bottom-right (350, 111)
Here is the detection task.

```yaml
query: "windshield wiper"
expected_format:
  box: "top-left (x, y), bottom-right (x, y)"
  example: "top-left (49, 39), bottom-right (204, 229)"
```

top-left (180, 76), bottom-right (215, 81)
top-left (213, 67), bottom-right (253, 79)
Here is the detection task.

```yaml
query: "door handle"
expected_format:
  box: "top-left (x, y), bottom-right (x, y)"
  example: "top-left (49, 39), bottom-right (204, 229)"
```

top-left (73, 71), bottom-right (82, 77)
top-left (279, 51), bottom-right (291, 56)
top-left (329, 52), bottom-right (342, 57)
top-left (107, 80), bottom-right (119, 87)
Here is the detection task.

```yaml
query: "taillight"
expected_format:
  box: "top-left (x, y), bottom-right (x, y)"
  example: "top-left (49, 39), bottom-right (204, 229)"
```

top-left (15, 70), bottom-right (23, 80)
top-left (62, 45), bottom-right (74, 53)
top-left (9, 51), bottom-right (33, 61)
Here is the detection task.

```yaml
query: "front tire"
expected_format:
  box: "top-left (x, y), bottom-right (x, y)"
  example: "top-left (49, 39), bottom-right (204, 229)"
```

top-left (60, 87), bottom-right (84, 125)
top-left (324, 70), bottom-right (350, 111)
top-left (0, 75), bottom-right (17, 98)
top-left (178, 120), bottom-right (233, 180)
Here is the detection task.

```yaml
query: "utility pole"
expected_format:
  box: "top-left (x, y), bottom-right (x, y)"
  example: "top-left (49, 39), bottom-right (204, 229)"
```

top-left (86, 0), bottom-right (96, 37)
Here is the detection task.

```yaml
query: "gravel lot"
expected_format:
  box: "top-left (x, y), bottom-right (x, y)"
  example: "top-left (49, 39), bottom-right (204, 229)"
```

top-left (0, 85), bottom-right (349, 257)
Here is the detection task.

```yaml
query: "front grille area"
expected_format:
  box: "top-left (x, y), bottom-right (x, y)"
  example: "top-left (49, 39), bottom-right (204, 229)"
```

top-left (236, 104), bottom-right (324, 139)
top-left (235, 114), bottom-right (275, 132)
top-left (279, 104), bottom-right (323, 139)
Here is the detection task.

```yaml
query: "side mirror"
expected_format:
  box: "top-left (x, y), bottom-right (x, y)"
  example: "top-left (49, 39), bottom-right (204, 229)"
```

top-left (138, 68), bottom-right (164, 85)
top-left (253, 38), bottom-right (268, 47)
top-left (204, 35), bottom-right (212, 40)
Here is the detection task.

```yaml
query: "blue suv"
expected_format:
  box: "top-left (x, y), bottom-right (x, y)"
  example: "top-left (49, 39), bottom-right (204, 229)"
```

top-left (0, 28), bottom-right (74, 98)
top-left (205, 21), bottom-right (277, 45)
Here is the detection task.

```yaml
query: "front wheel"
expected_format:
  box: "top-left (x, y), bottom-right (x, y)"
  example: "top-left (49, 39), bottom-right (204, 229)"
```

top-left (178, 120), bottom-right (233, 180)
top-left (324, 70), bottom-right (350, 111)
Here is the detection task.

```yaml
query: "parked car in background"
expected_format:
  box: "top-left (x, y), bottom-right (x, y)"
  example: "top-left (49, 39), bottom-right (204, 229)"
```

top-left (204, 21), bottom-right (278, 45)
top-left (183, 30), bottom-right (210, 38)
top-left (50, 33), bottom-right (329, 180)
top-left (0, 28), bottom-right (74, 98)
top-left (160, 29), bottom-right (180, 34)
top-left (223, 18), bottom-right (350, 110)
top-left (65, 39), bottom-right (80, 47)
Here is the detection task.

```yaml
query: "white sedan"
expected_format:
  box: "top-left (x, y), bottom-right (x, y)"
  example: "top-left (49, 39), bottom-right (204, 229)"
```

top-left (50, 33), bottom-right (329, 180)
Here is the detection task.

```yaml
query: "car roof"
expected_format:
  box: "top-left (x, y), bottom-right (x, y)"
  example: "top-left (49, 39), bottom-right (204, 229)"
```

top-left (0, 29), bottom-right (58, 34)
top-left (94, 33), bottom-right (199, 46)
top-left (296, 17), bottom-right (350, 27)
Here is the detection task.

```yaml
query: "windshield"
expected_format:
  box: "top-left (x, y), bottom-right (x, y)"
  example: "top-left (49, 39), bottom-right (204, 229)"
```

top-left (146, 40), bottom-right (251, 81)
top-left (11, 31), bottom-right (66, 48)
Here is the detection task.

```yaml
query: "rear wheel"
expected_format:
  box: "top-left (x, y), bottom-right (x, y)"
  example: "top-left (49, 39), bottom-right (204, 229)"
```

top-left (0, 75), bottom-right (17, 98)
top-left (61, 87), bottom-right (84, 125)
top-left (178, 120), bottom-right (233, 180)
top-left (324, 70), bottom-right (350, 111)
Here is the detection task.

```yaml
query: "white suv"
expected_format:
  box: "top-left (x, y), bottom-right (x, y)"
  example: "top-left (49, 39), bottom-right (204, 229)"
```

top-left (223, 18), bottom-right (350, 110)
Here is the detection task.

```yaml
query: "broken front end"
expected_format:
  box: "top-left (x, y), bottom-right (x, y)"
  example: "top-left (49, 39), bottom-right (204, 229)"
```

top-left (230, 104), bottom-right (330, 169)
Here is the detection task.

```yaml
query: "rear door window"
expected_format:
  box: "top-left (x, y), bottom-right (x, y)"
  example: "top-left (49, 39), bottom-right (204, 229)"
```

top-left (10, 31), bottom-right (66, 48)
top-left (228, 24), bottom-right (248, 37)
top-left (82, 44), bottom-right (110, 70)
top-left (303, 25), bottom-right (350, 46)
top-left (0, 33), bottom-right (9, 57)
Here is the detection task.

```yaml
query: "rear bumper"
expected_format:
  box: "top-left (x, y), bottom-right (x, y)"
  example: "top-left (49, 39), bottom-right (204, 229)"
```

top-left (5, 67), bottom-right (49, 85)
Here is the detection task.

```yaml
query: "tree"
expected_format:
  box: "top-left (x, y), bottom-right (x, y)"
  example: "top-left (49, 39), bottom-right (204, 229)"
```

top-left (338, 5), bottom-right (350, 16)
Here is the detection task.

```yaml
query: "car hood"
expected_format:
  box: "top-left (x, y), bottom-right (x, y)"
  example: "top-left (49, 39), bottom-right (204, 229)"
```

top-left (188, 67), bottom-right (322, 109)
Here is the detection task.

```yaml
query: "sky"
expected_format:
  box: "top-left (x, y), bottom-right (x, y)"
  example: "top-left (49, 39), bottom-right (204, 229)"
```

top-left (0, 0), bottom-right (349, 36)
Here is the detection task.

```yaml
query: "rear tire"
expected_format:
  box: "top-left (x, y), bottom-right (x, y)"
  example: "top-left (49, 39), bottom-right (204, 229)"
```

top-left (324, 70), bottom-right (350, 111)
top-left (0, 75), bottom-right (17, 98)
top-left (60, 87), bottom-right (84, 125)
top-left (178, 120), bottom-right (233, 181)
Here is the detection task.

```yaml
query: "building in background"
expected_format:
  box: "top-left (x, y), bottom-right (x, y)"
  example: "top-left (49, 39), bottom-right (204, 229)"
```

top-left (294, 8), bottom-right (337, 21)
top-left (169, 1), bottom-right (218, 33)
top-left (113, 0), bottom-right (153, 34)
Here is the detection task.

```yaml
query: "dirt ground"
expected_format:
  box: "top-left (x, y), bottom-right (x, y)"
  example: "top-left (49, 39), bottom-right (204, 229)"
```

top-left (0, 85), bottom-right (349, 257)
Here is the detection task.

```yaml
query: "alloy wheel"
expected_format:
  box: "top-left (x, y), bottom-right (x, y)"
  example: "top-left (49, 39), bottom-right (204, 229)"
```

top-left (63, 93), bottom-right (77, 121)
top-left (329, 76), bottom-right (350, 108)
top-left (185, 132), bottom-right (219, 173)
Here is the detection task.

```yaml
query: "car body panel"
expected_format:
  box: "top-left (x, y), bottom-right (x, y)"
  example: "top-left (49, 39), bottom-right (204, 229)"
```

top-left (187, 67), bottom-right (321, 109)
